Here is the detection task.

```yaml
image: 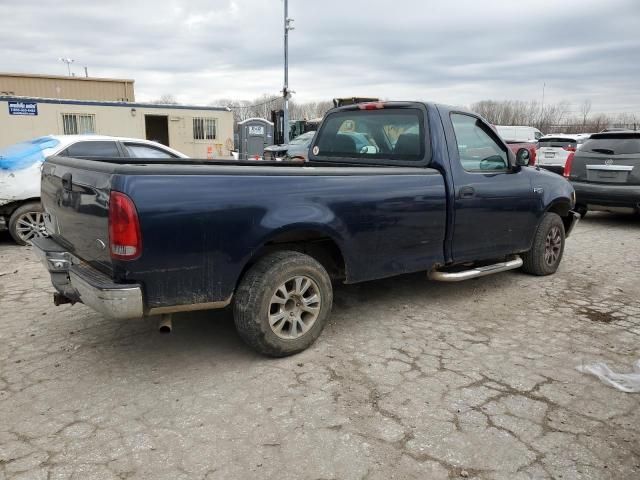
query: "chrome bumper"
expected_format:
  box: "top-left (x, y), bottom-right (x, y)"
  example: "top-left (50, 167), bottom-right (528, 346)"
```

top-left (31, 237), bottom-right (144, 320)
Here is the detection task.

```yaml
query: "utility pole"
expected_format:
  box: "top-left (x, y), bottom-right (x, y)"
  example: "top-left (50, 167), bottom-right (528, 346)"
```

top-left (283, 0), bottom-right (294, 143)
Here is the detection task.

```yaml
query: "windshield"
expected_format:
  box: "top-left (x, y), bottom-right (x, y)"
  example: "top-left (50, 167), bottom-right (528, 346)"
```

top-left (581, 135), bottom-right (640, 155)
top-left (0, 137), bottom-right (60, 170)
top-left (289, 131), bottom-right (315, 145)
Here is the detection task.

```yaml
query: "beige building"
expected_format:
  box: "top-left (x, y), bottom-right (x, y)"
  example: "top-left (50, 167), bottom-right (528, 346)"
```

top-left (0, 96), bottom-right (234, 158)
top-left (0, 72), bottom-right (135, 102)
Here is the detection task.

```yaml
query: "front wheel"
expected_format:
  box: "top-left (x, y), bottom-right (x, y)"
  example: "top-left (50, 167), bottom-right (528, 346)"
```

top-left (521, 212), bottom-right (566, 276)
top-left (8, 202), bottom-right (49, 246)
top-left (233, 251), bottom-right (333, 357)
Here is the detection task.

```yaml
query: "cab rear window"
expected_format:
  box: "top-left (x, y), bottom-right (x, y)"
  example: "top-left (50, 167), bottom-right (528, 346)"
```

top-left (314, 109), bottom-right (425, 163)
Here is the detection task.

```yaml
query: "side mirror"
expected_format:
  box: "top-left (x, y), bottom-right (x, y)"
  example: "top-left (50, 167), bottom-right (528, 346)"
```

top-left (515, 148), bottom-right (530, 167)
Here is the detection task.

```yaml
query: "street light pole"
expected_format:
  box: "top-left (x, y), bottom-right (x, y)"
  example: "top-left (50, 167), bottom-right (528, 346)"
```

top-left (283, 0), bottom-right (294, 143)
top-left (58, 57), bottom-right (74, 76)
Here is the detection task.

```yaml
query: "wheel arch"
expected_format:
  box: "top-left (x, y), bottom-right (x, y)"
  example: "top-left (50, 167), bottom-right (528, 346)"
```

top-left (0, 197), bottom-right (42, 217)
top-left (544, 198), bottom-right (573, 233)
top-left (236, 225), bottom-right (349, 290)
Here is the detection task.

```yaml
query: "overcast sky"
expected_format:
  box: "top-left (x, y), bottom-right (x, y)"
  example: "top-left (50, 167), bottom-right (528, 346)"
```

top-left (1, 0), bottom-right (639, 115)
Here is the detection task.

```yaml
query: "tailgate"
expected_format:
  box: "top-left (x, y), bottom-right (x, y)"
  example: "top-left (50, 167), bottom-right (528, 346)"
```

top-left (41, 158), bottom-right (113, 273)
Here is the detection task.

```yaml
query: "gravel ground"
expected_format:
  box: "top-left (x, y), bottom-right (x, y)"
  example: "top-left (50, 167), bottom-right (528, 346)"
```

top-left (0, 213), bottom-right (639, 480)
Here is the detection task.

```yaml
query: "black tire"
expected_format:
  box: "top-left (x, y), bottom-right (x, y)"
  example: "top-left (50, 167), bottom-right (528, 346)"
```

top-left (233, 251), bottom-right (333, 357)
top-left (521, 212), bottom-right (566, 276)
top-left (575, 204), bottom-right (588, 218)
top-left (8, 201), bottom-right (46, 246)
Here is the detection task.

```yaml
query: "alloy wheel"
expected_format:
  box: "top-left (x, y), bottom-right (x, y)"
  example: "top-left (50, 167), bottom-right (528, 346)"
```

top-left (268, 276), bottom-right (321, 339)
top-left (544, 226), bottom-right (562, 266)
top-left (15, 211), bottom-right (48, 244)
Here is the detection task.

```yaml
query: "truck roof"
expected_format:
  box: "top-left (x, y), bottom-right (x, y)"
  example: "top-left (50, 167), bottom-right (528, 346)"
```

top-left (328, 101), bottom-right (477, 117)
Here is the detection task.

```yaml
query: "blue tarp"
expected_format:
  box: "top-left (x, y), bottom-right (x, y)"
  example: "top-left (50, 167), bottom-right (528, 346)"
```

top-left (0, 137), bottom-right (60, 171)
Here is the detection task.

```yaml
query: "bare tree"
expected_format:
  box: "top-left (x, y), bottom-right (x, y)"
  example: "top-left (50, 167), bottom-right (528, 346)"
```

top-left (580, 100), bottom-right (592, 129)
top-left (211, 94), bottom-right (334, 131)
top-left (471, 99), bottom-right (601, 134)
top-left (150, 94), bottom-right (178, 105)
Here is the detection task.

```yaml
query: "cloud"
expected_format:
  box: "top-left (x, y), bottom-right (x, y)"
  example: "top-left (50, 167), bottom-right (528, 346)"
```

top-left (1, 0), bottom-right (639, 114)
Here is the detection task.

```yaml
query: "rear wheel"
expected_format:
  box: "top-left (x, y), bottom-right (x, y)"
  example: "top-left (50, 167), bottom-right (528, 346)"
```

top-left (233, 251), bottom-right (333, 357)
top-left (8, 202), bottom-right (48, 246)
top-left (521, 212), bottom-right (565, 276)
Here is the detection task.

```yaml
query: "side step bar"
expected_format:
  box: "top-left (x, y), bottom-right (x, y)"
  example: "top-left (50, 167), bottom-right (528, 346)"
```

top-left (429, 256), bottom-right (523, 282)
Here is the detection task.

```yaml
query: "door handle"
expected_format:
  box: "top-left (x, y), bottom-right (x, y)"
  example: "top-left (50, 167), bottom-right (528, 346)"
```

top-left (459, 186), bottom-right (475, 198)
top-left (61, 173), bottom-right (72, 191)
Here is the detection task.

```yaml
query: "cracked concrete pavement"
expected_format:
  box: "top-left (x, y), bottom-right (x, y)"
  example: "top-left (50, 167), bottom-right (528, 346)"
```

top-left (0, 212), bottom-right (639, 479)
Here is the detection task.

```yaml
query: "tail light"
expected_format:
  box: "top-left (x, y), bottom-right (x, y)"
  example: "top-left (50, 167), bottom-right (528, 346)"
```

top-left (109, 191), bottom-right (142, 260)
top-left (562, 145), bottom-right (577, 152)
top-left (563, 152), bottom-right (575, 178)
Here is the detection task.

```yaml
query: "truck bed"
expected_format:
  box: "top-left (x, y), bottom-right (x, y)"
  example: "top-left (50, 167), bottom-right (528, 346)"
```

top-left (41, 155), bottom-right (448, 310)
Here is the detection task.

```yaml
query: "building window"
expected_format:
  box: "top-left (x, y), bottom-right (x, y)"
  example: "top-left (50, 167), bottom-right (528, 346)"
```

top-left (62, 113), bottom-right (96, 135)
top-left (193, 117), bottom-right (216, 140)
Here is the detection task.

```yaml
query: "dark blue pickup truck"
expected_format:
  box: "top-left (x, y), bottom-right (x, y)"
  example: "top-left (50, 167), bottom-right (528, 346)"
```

top-left (33, 102), bottom-right (578, 356)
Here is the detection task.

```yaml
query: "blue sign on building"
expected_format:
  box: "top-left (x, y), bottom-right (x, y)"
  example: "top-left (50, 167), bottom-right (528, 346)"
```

top-left (8, 101), bottom-right (38, 116)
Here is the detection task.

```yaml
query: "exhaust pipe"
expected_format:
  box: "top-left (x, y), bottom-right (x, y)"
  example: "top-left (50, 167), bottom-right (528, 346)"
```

top-left (158, 314), bottom-right (172, 334)
top-left (53, 292), bottom-right (74, 306)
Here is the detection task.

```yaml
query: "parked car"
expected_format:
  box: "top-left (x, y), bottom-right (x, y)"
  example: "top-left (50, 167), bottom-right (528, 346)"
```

top-left (537, 134), bottom-right (592, 174)
top-left (0, 135), bottom-right (187, 245)
top-left (493, 126), bottom-right (541, 167)
top-left (565, 131), bottom-right (640, 216)
top-left (263, 131), bottom-right (316, 161)
top-left (503, 141), bottom-right (537, 167)
top-left (32, 102), bottom-right (578, 357)
top-left (495, 125), bottom-right (544, 142)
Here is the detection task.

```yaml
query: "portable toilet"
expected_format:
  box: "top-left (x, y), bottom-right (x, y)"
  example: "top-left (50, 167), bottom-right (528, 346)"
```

top-left (238, 118), bottom-right (274, 160)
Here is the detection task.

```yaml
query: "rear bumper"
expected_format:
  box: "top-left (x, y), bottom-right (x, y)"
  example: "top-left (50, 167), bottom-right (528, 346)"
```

top-left (572, 181), bottom-right (640, 210)
top-left (31, 237), bottom-right (144, 320)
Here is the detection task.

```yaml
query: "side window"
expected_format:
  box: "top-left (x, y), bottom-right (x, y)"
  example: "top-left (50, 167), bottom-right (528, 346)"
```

top-left (65, 141), bottom-right (120, 157)
top-left (315, 108), bottom-right (424, 162)
top-left (534, 130), bottom-right (542, 140)
top-left (124, 143), bottom-right (176, 158)
top-left (450, 114), bottom-right (508, 171)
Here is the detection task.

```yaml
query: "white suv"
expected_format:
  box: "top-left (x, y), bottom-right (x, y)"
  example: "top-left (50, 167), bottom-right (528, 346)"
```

top-left (536, 134), bottom-right (592, 174)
